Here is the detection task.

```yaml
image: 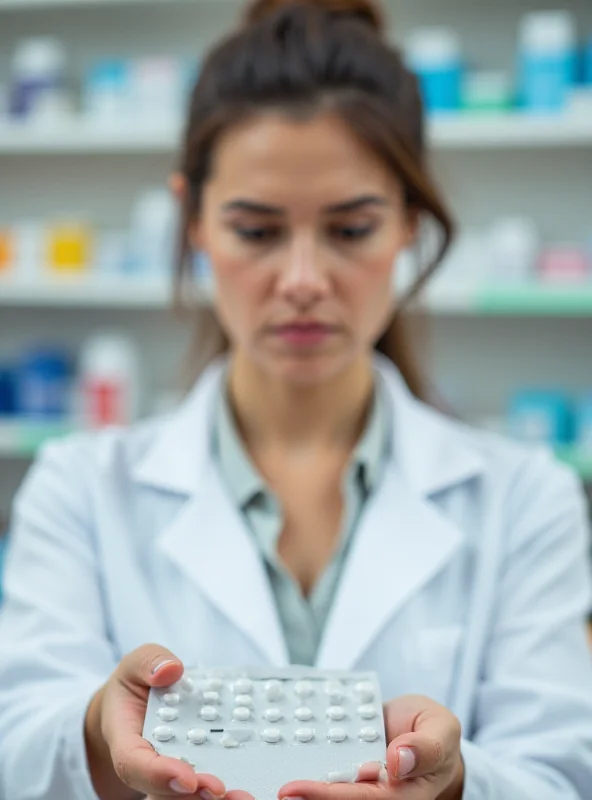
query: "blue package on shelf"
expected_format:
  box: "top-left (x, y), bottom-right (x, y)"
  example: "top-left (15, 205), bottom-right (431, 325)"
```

top-left (508, 390), bottom-right (574, 446)
top-left (16, 347), bottom-right (72, 420)
top-left (585, 38), bottom-right (592, 86)
top-left (406, 28), bottom-right (463, 114)
top-left (0, 367), bottom-right (17, 416)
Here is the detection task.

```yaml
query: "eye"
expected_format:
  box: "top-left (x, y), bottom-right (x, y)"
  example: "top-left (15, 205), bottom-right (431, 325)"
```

top-left (330, 223), bottom-right (375, 241)
top-left (235, 226), bottom-right (280, 243)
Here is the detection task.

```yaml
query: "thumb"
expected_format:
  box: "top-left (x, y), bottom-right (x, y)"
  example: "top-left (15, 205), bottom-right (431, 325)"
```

top-left (386, 732), bottom-right (444, 781)
top-left (118, 644), bottom-right (185, 690)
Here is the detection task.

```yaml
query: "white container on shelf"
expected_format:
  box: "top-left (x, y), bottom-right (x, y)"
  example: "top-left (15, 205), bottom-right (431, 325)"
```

top-left (9, 38), bottom-right (70, 122)
top-left (127, 189), bottom-right (177, 277)
top-left (77, 333), bottom-right (141, 428)
top-left (486, 217), bottom-right (540, 283)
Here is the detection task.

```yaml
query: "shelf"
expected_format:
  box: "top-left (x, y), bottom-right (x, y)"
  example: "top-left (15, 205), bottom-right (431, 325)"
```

top-left (0, 0), bottom-right (202, 8)
top-left (0, 279), bottom-right (172, 308)
top-left (3, 280), bottom-right (592, 315)
top-left (0, 419), bottom-right (74, 459)
top-left (424, 284), bottom-right (592, 317)
top-left (1, 113), bottom-right (591, 154)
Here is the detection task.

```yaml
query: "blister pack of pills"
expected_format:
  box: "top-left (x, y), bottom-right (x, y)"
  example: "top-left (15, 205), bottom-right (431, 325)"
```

top-left (143, 666), bottom-right (386, 799)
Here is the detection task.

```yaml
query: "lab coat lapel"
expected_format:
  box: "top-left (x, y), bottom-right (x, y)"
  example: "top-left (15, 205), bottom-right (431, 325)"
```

top-left (133, 359), bottom-right (289, 666)
top-left (316, 463), bottom-right (463, 670)
top-left (317, 357), bottom-right (485, 669)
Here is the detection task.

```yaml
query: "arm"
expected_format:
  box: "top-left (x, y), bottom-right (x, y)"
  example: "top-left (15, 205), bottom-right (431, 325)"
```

top-left (0, 437), bottom-right (117, 800)
top-left (461, 450), bottom-right (592, 799)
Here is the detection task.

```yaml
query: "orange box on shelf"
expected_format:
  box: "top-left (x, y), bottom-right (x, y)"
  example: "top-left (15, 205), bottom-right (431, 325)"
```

top-left (0, 229), bottom-right (14, 274)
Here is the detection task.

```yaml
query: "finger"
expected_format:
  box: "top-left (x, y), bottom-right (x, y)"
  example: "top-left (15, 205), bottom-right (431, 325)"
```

top-left (386, 731), bottom-right (447, 781)
top-left (110, 732), bottom-right (225, 798)
top-left (226, 791), bottom-right (257, 800)
top-left (278, 781), bottom-right (382, 800)
top-left (118, 644), bottom-right (185, 691)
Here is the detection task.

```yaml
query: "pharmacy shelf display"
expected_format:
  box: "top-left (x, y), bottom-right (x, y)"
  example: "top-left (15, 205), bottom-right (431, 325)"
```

top-left (3, 280), bottom-right (592, 316)
top-left (1, 114), bottom-right (592, 154)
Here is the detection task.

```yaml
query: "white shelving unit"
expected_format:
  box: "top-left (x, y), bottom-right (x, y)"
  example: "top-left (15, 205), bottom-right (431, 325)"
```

top-left (1, 0), bottom-right (592, 521)
top-left (1, 113), bottom-right (592, 154)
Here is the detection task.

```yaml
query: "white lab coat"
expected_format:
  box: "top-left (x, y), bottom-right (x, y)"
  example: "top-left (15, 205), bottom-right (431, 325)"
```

top-left (1, 356), bottom-right (591, 800)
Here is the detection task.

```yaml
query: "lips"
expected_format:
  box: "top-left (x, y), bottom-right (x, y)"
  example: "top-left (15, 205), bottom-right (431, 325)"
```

top-left (271, 322), bottom-right (337, 347)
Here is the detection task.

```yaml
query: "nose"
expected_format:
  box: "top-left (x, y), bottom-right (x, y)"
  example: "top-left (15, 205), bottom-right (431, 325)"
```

top-left (275, 233), bottom-right (331, 308)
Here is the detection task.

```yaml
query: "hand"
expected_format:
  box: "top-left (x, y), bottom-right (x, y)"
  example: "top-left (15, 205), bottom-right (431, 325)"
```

top-left (278, 695), bottom-right (464, 800)
top-left (84, 644), bottom-right (246, 800)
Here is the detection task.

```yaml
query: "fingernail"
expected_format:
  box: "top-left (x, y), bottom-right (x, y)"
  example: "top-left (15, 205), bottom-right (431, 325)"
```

top-left (169, 778), bottom-right (193, 794)
top-left (199, 791), bottom-right (218, 800)
top-left (152, 659), bottom-right (175, 675)
top-left (397, 747), bottom-right (417, 778)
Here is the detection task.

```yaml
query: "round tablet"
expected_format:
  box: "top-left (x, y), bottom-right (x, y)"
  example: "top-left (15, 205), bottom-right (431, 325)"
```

top-left (325, 682), bottom-right (345, 704)
top-left (294, 707), bottom-right (314, 722)
top-left (157, 707), bottom-right (178, 722)
top-left (179, 676), bottom-right (195, 694)
top-left (207, 678), bottom-right (223, 691)
top-left (264, 707), bottom-right (283, 723)
top-left (163, 693), bottom-right (180, 706)
top-left (265, 680), bottom-right (283, 702)
top-left (357, 704), bottom-right (377, 720)
top-left (327, 705), bottom-right (346, 721)
top-left (153, 726), bottom-right (175, 743)
top-left (294, 680), bottom-right (314, 698)
top-left (187, 729), bottom-right (208, 745)
top-left (233, 678), bottom-right (253, 695)
top-left (221, 733), bottom-right (240, 748)
top-left (359, 727), bottom-right (379, 742)
top-left (200, 705), bottom-right (218, 721)
top-left (328, 728), bottom-right (348, 743)
top-left (234, 694), bottom-right (254, 708)
top-left (233, 706), bottom-right (251, 722)
top-left (295, 728), bottom-right (315, 743)
top-left (262, 728), bottom-right (282, 744)
top-left (203, 691), bottom-right (220, 705)
top-left (355, 681), bottom-right (375, 702)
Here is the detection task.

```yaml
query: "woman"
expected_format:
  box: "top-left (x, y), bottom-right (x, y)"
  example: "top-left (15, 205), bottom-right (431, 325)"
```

top-left (0, 1), bottom-right (591, 799)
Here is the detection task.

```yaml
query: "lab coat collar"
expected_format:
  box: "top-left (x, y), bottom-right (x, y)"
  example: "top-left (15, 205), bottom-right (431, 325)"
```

top-left (134, 354), bottom-right (485, 500)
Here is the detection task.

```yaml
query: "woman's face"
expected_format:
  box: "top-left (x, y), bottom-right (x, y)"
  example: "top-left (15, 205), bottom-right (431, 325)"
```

top-left (192, 112), bottom-right (416, 386)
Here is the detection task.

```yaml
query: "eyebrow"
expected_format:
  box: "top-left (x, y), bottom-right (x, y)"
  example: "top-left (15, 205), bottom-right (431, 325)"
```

top-left (222, 195), bottom-right (388, 215)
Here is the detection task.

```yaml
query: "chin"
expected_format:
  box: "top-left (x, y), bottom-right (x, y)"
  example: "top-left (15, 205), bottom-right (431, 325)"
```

top-left (258, 349), bottom-right (356, 387)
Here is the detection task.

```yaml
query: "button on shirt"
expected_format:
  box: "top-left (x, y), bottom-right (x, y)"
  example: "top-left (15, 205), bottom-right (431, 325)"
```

top-left (213, 382), bottom-right (390, 666)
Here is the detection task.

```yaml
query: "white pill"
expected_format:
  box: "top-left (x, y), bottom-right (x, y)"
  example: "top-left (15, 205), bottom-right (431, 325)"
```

top-left (294, 706), bottom-right (314, 721)
top-left (233, 678), bottom-right (253, 694)
top-left (220, 733), bottom-right (240, 748)
top-left (200, 705), bottom-right (218, 721)
top-left (328, 727), bottom-right (348, 743)
top-left (359, 727), bottom-right (379, 742)
top-left (325, 682), bottom-right (345, 703)
top-left (153, 726), bottom-right (175, 742)
top-left (187, 728), bottom-right (208, 745)
top-left (357, 704), bottom-right (378, 720)
top-left (179, 676), bottom-right (195, 694)
top-left (207, 678), bottom-right (223, 691)
top-left (327, 705), bottom-right (346, 721)
top-left (264, 707), bottom-right (283, 723)
top-left (233, 706), bottom-right (251, 722)
top-left (294, 680), bottom-right (314, 698)
top-left (262, 728), bottom-right (282, 743)
top-left (295, 727), bottom-right (315, 743)
top-left (265, 680), bottom-right (283, 702)
top-left (203, 691), bottom-right (220, 704)
top-left (234, 694), bottom-right (254, 708)
top-left (355, 681), bottom-right (375, 702)
top-left (157, 707), bottom-right (179, 722)
top-left (163, 693), bottom-right (180, 706)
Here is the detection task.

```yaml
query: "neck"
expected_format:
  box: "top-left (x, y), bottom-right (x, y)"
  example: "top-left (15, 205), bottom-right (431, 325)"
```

top-left (227, 352), bottom-right (375, 451)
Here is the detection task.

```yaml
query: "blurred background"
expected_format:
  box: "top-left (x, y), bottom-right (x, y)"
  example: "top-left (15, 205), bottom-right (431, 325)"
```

top-left (0, 0), bottom-right (592, 592)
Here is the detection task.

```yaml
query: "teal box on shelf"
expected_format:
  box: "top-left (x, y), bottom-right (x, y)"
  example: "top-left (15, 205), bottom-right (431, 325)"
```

top-left (508, 390), bottom-right (574, 446)
top-left (577, 394), bottom-right (592, 453)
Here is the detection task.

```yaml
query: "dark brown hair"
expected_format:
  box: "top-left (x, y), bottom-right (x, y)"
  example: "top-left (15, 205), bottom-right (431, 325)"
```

top-left (175, 0), bottom-right (455, 400)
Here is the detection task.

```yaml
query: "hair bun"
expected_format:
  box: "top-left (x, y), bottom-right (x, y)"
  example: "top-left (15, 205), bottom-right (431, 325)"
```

top-left (244, 0), bottom-right (385, 36)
